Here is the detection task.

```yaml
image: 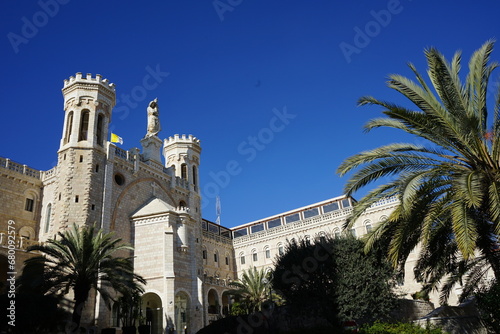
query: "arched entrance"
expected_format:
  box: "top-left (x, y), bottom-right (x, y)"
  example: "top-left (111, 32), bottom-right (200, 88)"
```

top-left (207, 289), bottom-right (219, 324)
top-left (141, 292), bottom-right (163, 334)
top-left (221, 291), bottom-right (231, 316)
top-left (175, 291), bottom-right (190, 333)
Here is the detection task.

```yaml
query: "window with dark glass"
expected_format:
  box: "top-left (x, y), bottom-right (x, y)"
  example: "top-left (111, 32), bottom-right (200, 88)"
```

top-left (341, 198), bottom-right (351, 208)
top-left (96, 114), bottom-right (104, 146)
top-left (267, 218), bottom-right (281, 229)
top-left (323, 202), bottom-right (340, 213)
top-left (64, 111), bottom-right (73, 144)
top-left (25, 198), bottom-right (34, 212)
top-left (251, 223), bottom-right (264, 234)
top-left (233, 228), bottom-right (248, 238)
top-left (285, 213), bottom-right (300, 224)
top-left (303, 207), bottom-right (319, 219)
top-left (181, 164), bottom-right (187, 180)
top-left (79, 110), bottom-right (90, 141)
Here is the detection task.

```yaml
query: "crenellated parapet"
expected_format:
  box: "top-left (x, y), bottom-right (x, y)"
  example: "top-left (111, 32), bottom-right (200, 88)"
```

top-left (63, 72), bottom-right (115, 90)
top-left (62, 72), bottom-right (116, 115)
top-left (164, 134), bottom-right (201, 146)
top-left (163, 134), bottom-right (202, 194)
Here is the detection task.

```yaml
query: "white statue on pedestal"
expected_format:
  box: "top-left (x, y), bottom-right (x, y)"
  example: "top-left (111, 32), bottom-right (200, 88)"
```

top-left (146, 98), bottom-right (161, 137)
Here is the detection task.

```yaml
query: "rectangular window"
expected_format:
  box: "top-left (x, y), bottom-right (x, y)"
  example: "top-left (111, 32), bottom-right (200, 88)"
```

top-left (225, 257), bottom-right (229, 265)
top-left (214, 253), bottom-right (218, 262)
top-left (202, 220), bottom-right (207, 230)
top-left (208, 224), bottom-right (219, 234)
top-left (278, 246), bottom-right (284, 256)
top-left (267, 218), bottom-right (281, 229)
top-left (240, 256), bottom-right (246, 265)
top-left (285, 213), bottom-right (300, 224)
top-left (251, 223), bottom-right (264, 234)
top-left (342, 198), bottom-right (351, 208)
top-left (303, 208), bottom-right (319, 219)
top-left (25, 198), bottom-right (34, 212)
top-left (233, 228), bottom-right (248, 238)
top-left (202, 250), bottom-right (207, 259)
top-left (323, 202), bottom-right (339, 213)
top-left (253, 253), bottom-right (258, 262)
top-left (265, 249), bottom-right (271, 259)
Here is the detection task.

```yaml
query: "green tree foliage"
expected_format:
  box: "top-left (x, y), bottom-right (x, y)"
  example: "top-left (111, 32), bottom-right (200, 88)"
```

top-left (26, 223), bottom-right (146, 332)
top-left (337, 41), bottom-right (500, 302)
top-left (272, 236), bottom-right (396, 325)
top-left (474, 280), bottom-right (500, 333)
top-left (229, 267), bottom-right (272, 313)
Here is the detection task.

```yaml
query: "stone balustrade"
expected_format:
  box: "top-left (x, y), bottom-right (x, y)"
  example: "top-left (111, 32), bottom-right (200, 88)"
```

top-left (0, 157), bottom-right (41, 179)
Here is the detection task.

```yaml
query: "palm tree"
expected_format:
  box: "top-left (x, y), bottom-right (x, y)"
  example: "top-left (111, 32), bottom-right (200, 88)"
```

top-left (26, 223), bottom-right (146, 331)
top-left (229, 267), bottom-right (272, 313)
top-left (337, 41), bottom-right (500, 301)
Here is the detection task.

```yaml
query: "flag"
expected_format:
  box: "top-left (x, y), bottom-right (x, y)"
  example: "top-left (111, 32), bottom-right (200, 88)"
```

top-left (216, 196), bottom-right (221, 225)
top-left (110, 133), bottom-right (123, 144)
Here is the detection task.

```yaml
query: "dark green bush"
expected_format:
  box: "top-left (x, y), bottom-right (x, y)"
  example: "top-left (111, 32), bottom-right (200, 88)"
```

top-left (359, 321), bottom-right (447, 334)
top-left (475, 280), bottom-right (500, 333)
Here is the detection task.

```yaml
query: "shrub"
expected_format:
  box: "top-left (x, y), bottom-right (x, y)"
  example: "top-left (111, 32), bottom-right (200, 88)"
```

top-left (359, 321), bottom-right (447, 334)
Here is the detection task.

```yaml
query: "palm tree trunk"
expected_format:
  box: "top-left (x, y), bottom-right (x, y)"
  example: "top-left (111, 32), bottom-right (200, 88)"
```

top-left (71, 286), bottom-right (90, 333)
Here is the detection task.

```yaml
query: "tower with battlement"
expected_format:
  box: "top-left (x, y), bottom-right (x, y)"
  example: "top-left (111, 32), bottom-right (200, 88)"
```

top-left (164, 134), bottom-right (202, 209)
top-left (42, 73), bottom-right (116, 236)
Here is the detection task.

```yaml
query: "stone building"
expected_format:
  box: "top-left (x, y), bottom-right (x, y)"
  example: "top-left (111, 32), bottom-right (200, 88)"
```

top-left (0, 73), bottom-right (443, 334)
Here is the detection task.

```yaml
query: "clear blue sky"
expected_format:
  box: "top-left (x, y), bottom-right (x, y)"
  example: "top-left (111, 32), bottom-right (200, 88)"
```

top-left (1, 0), bottom-right (499, 227)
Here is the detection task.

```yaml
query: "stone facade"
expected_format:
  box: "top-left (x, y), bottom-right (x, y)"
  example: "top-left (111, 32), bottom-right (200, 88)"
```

top-left (0, 73), bottom-right (458, 334)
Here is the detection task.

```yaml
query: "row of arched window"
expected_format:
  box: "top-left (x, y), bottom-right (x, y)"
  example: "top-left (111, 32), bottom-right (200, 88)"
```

top-left (63, 110), bottom-right (106, 146)
top-left (202, 248), bottom-right (232, 268)
top-left (171, 164), bottom-right (198, 187)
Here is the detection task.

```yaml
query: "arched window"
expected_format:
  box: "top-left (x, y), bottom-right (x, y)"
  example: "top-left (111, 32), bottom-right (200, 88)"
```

top-left (202, 248), bottom-right (207, 262)
top-left (264, 246), bottom-right (271, 259)
top-left (181, 164), bottom-right (188, 180)
top-left (19, 226), bottom-right (35, 240)
top-left (44, 203), bottom-right (52, 233)
top-left (277, 243), bottom-right (284, 256)
top-left (79, 110), bottom-right (90, 141)
top-left (179, 200), bottom-right (187, 208)
top-left (64, 111), bottom-right (73, 144)
top-left (192, 165), bottom-right (198, 186)
top-left (251, 248), bottom-right (258, 262)
top-left (214, 250), bottom-right (219, 267)
top-left (96, 114), bottom-right (104, 146)
top-left (364, 219), bottom-right (373, 233)
top-left (334, 228), bottom-right (341, 239)
top-left (239, 252), bottom-right (245, 265)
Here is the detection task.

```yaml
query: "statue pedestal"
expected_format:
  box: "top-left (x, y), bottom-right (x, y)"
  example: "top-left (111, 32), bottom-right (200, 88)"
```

top-left (141, 135), bottom-right (163, 164)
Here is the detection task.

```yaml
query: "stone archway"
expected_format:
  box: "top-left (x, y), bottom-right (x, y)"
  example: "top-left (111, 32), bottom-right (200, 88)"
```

top-left (142, 292), bottom-right (163, 334)
top-left (207, 288), bottom-right (219, 323)
top-left (221, 291), bottom-right (231, 316)
top-left (175, 291), bottom-right (190, 333)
